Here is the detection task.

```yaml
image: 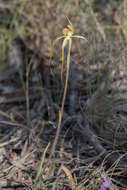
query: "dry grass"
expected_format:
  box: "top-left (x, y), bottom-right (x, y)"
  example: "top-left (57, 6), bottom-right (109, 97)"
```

top-left (0, 0), bottom-right (127, 189)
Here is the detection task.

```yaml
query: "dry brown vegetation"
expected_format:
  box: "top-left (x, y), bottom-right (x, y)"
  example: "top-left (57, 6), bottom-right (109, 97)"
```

top-left (0, 0), bottom-right (127, 189)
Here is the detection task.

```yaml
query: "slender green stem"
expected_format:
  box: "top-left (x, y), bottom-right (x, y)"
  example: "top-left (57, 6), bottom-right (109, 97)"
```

top-left (33, 142), bottom-right (50, 190)
top-left (48, 39), bottom-right (72, 161)
top-left (61, 38), bottom-right (68, 81)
